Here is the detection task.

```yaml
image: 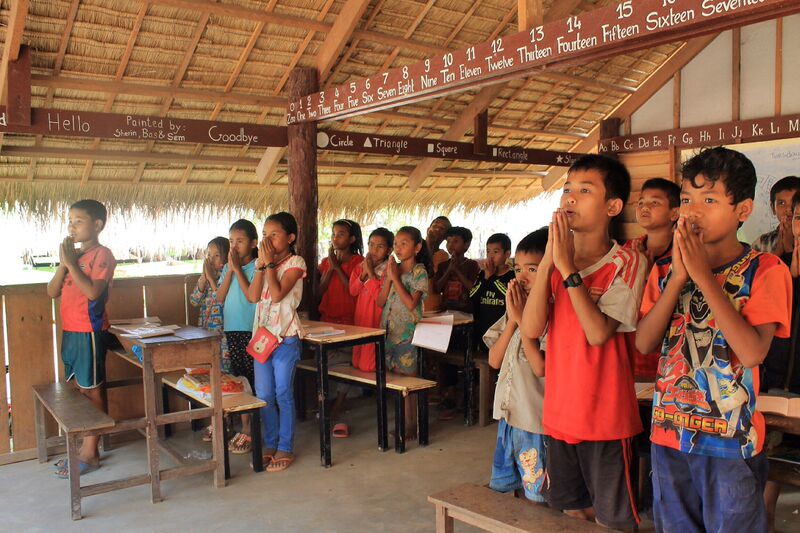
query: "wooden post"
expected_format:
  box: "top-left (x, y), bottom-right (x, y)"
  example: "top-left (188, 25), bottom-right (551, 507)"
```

top-left (599, 118), bottom-right (622, 153)
top-left (473, 110), bottom-right (488, 156)
top-left (7, 45), bottom-right (31, 127)
top-left (287, 67), bottom-right (319, 316)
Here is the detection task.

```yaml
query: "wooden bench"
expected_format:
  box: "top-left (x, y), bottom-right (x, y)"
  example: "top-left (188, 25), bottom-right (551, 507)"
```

top-left (296, 361), bottom-right (437, 453)
top-left (109, 349), bottom-right (266, 478)
top-left (428, 483), bottom-right (607, 533)
top-left (426, 352), bottom-right (496, 427)
top-left (33, 383), bottom-right (119, 520)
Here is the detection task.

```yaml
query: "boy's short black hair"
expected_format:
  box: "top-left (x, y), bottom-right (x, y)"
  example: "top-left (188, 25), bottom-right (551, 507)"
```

top-left (516, 227), bottom-right (548, 256)
top-left (641, 178), bottom-right (680, 209)
top-left (70, 199), bottom-right (107, 226)
top-left (770, 176), bottom-right (800, 205)
top-left (432, 215), bottom-right (451, 227)
top-left (568, 154), bottom-right (632, 203)
top-left (792, 191), bottom-right (800, 214)
top-left (445, 226), bottom-right (472, 244)
top-left (682, 147), bottom-right (756, 204)
top-left (486, 233), bottom-right (511, 252)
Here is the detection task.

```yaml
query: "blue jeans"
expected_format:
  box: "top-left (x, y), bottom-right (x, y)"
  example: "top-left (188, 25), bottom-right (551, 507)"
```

top-left (651, 443), bottom-right (768, 533)
top-left (254, 336), bottom-right (301, 453)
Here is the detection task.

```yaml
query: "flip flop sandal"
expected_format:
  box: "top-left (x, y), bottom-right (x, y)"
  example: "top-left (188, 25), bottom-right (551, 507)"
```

top-left (54, 461), bottom-right (99, 479)
top-left (201, 425), bottom-right (213, 442)
top-left (53, 457), bottom-right (68, 469)
top-left (266, 455), bottom-right (294, 472)
top-left (332, 423), bottom-right (349, 438)
top-left (228, 433), bottom-right (252, 455)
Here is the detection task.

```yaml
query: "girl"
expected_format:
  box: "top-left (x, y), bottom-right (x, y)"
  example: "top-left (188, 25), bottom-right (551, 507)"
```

top-left (318, 219), bottom-right (363, 325)
top-left (349, 228), bottom-right (393, 372)
top-left (247, 212), bottom-right (306, 472)
top-left (377, 226), bottom-right (431, 439)
top-left (216, 219), bottom-right (258, 455)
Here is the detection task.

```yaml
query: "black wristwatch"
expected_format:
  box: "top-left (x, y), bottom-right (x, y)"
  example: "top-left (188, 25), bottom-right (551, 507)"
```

top-left (563, 272), bottom-right (583, 289)
top-left (267, 262), bottom-right (277, 270)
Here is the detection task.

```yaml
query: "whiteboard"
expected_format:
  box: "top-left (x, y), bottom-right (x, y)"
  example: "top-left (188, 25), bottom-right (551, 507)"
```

top-left (682, 138), bottom-right (800, 244)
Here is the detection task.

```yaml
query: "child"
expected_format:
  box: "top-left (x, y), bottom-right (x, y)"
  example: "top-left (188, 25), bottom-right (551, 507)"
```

top-left (624, 178), bottom-right (680, 381)
top-left (47, 199), bottom-right (116, 478)
top-left (216, 219), bottom-right (258, 455)
top-left (248, 212), bottom-right (306, 472)
top-left (319, 219), bottom-right (363, 325)
top-left (424, 215), bottom-right (451, 312)
top-left (471, 233), bottom-right (515, 352)
top-left (752, 175), bottom-right (800, 255)
top-left (486, 228), bottom-right (548, 503)
top-left (377, 226), bottom-right (430, 438)
top-left (189, 236), bottom-right (231, 373)
top-left (636, 147), bottom-right (792, 533)
top-left (433, 226), bottom-right (481, 313)
top-left (349, 227), bottom-right (394, 372)
top-left (521, 155), bottom-right (648, 530)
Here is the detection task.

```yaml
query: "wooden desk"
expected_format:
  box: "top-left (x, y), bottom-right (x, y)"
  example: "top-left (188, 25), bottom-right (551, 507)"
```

top-left (110, 326), bottom-right (225, 501)
top-left (300, 320), bottom-right (386, 468)
top-left (418, 313), bottom-right (476, 426)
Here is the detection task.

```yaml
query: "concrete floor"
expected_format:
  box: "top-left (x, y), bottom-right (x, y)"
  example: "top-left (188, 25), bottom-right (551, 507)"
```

top-left (2, 399), bottom-right (800, 532)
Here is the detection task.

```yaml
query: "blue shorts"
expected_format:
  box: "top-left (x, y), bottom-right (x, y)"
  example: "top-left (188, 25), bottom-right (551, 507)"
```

top-left (651, 444), bottom-right (768, 533)
top-left (62, 331), bottom-right (109, 389)
top-left (489, 419), bottom-right (546, 502)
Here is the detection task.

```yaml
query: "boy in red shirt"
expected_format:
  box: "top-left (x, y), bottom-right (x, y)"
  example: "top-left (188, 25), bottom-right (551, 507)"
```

top-left (47, 199), bottom-right (117, 479)
top-left (637, 147), bottom-right (792, 533)
top-left (521, 155), bottom-right (647, 530)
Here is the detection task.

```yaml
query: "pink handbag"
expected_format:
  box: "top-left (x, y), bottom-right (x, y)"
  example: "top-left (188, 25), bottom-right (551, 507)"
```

top-left (246, 327), bottom-right (280, 364)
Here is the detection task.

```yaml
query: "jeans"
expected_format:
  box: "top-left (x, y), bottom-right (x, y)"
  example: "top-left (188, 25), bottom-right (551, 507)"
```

top-left (254, 335), bottom-right (301, 453)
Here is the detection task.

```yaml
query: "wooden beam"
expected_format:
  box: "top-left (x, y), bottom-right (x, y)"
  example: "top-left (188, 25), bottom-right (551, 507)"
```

top-left (775, 17), bottom-right (783, 116)
top-left (316, 0), bottom-right (370, 80)
top-left (518, 0), bottom-right (544, 33)
top-left (256, 147), bottom-right (285, 185)
top-left (0, 0), bottom-right (30, 150)
top-left (732, 27), bottom-right (741, 122)
top-left (541, 34), bottom-right (718, 190)
top-left (673, 71), bottom-right (681, 129)
top-left (474, 110), bottom-right (488, 155)
top-left (7, 45), bottom-right (31, 127)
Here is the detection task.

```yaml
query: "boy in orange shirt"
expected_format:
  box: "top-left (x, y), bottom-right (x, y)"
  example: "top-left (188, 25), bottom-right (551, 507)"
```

top-left (47, 200), bottom-right (117, 479)
top-left (522, 155), bottom-right (647, 529)
top-left (636, 147), bottom-right (792, 532)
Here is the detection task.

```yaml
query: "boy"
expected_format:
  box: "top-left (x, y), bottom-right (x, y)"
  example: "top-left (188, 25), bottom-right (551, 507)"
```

top-left (752, 175), bottom-right (800, 255)
top-left (627, 177), bottom-right (680, 265)
top-left (433, 226), bottom-right (480, 313)
top-left (470, 233), bottom-right (515, 351)
top-left (46, 199), bottom-right (116, 479)
top-left (424, 215), bottom-right (451, 312)
top-left (486, 228), bottom-right (548, 503)
top-left (624, 178), bottom-right (680, 380)
top-left (636, 147), bottom-right (792, 532)
top-left (521, 154), bottom-right (647, 530)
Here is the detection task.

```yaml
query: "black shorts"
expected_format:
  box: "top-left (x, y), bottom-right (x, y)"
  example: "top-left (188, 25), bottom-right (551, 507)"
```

top-left (545, 436), bottom-right (639, 530)
top-left (226, 331), bottom-right (254, 390)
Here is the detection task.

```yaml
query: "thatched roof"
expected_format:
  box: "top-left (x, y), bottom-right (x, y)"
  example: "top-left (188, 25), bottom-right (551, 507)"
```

top-left (0, 0), bottom-right (681, 218)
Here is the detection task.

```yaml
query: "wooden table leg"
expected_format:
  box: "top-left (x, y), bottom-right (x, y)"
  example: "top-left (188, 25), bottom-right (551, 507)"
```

top-left (375, 338), bottom-right (389, 452)
top-left (251, 408), bottom-right (264, 473)
top-left (395, 393), bottom-right (406, 454)
top-left (67, 432), bottom-right (82, 520)
top-left (142, 357), bottom-right (162, 503)
top-left (316, 345), bottom-right (332, 468)
top-left (435, 504), bottom-right (454, 533)
top-left (418, 391), bottom-right (429, 446)
top-left (209, 347), bottom-right (226, 488)
top-left (463, 325), bottom-right (475, 426)
top-left (33, 394), bottom-right (48, 463)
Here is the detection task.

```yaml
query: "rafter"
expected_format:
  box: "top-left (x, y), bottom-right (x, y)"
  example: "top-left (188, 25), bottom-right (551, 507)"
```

top-left (316, 0), bottom-right (370, 80)
top-left (0, 0), bottom-right (30, 151)
top-left (541, 34), bottom-right (719, 191)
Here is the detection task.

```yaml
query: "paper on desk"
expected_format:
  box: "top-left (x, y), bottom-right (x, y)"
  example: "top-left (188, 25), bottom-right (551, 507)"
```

top-left (117, 324), bottom-right (180, 339)
top-left (304, 326), bottom-right (346, 339)
top-left (412, 314), bottom-right (454, 353)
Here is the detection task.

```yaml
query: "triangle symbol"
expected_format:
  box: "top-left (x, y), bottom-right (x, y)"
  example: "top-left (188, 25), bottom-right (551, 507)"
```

top-left (364, 137), bottom-right (373, 148)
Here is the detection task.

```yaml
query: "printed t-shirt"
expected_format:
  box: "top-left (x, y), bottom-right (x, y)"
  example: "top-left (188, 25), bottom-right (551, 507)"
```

top-left (61, 245), bottom-right (117, 332)
top-left (544, 242), bottom-right (648, 443)
top-left (471, 269), bottom-right (515, 349)
top-left (318, 254), bottom-right (362, 324)
top-left (253, 255), bottom-right (307, 339)
top-left (219, 260), bottom-right (257, 332)
top-left (485, 315), bottom-right (545, 434)
top-left (434, 258), bottom-right (480, 312)
top-left (622, 235), bottom-right (672, 380)
top-left (641, 246), bottom-right (791, 459)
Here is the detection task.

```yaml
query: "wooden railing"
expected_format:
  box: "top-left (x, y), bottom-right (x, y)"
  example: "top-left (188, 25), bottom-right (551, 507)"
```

top-left (0, 274), bottom-right (201, 464)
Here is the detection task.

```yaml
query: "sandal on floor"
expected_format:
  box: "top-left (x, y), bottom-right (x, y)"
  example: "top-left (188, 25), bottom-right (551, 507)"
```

top-left (266, 455), bottom-right (294, 472)
top-left (53, 457), bottom-right (68, 469)
top-left (333, 423), bottom-right (349, 438)
top-left (54, 461), bottom-right (99, 479)
top-left (228, 433), bottom-right (252, 455)
top-left (201, 425), bottom-right (213, 442)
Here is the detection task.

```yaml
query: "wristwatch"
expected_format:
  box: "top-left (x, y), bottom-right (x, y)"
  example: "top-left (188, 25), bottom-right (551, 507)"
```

top-left (267, 262), bottom-right (277, 270)
top-left (563, 272), bottom-right (583, 289)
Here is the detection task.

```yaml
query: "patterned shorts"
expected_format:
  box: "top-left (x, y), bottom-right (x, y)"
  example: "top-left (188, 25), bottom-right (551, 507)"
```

top-left (489, 419), bottom-right (546, 502)
top-left (226, 331), bottom-right (254, 390)
top-left (386, 342), bottom-right (418, 376)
